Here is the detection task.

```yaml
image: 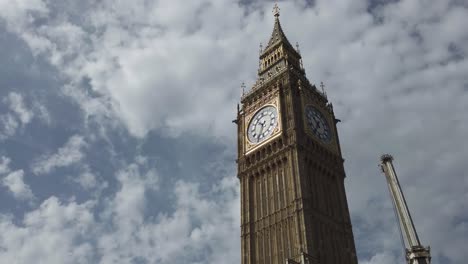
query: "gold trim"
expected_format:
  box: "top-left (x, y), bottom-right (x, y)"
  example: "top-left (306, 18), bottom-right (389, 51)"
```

top-left (301, 99), bottom-right (337, 152)
top-left (244, 97), bottom-right (282, 154)
top-left (245, 104), bottom-right (278, 145)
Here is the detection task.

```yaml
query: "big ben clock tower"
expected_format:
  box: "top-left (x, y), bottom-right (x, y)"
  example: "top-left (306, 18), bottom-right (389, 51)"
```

top-left (236, 5), bottom-right (358, 264)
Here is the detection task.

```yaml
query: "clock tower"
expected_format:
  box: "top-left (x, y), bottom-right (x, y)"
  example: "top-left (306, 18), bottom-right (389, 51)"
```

top-left (236, 5), bottom-right (358, 264)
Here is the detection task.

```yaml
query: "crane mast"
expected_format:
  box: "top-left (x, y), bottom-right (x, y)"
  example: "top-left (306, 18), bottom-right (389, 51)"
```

top-left (380, 154), bottom-right (431, 264)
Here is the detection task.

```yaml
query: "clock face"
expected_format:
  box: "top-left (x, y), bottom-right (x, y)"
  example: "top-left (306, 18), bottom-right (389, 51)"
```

top-left (305, 105), bottom-right (331, 143)
top-left (247, 105), bottom-right (279, 144)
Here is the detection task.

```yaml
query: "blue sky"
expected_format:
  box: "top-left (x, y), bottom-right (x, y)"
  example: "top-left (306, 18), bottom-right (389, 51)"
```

top-left (0, 0), bottom-right (467, 263)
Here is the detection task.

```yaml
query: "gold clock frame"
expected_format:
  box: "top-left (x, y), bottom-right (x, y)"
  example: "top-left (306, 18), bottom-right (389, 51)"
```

top-left (244, 97), bottom-right (282, 154)
top-left (301, 100), bottom-right (338, 153)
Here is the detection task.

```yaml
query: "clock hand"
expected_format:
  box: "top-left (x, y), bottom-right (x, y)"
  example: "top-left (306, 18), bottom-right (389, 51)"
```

top-left (255, 122), bottom-right (262, 136)
top-left (254, 119), bottom-right (264, 142)
top-left (259, 120), bottom-right (266, 133)
top-left (259, 119), bottom-right (270, 141)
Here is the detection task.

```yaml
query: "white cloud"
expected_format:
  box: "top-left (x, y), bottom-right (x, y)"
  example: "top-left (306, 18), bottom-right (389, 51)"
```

top-left (96, 172), bottom-right (239, 264)
top-left (75, 171), bottom-right (97, 190)
top-left (1, 169), bottom-right (35, 201)
top-left (0, 0), bottom-right (467, 263)
top-left (5, 92), bottom-right (33, 125)
top-left (0, 92), bottom-right (36, 140)
top-left (0, 156), bottom-right (12, 175)
top-left (74, 171), bottom-right (109, 201)
top-left (33, 102), bottom-right (52, 125)
top-left (0, 156), bottom-right (240, 264)
top-left (0, 0), bottom-right (49, 29)
top-left (1, 0), bottom-right (255, 139)
top-left (0, 156), bottom-right (34, 202)
top-left (33, 135), bottom-right (87, 174)
top-left (0, 113), bottom-right (19, 140)
top-left (0, 196), bottom-right (96, 264)
top-left (112, 162), bottom-right (159, 226)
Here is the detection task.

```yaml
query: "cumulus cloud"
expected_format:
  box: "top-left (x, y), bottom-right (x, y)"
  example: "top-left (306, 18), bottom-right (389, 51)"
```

top-left (0, 0), bottom-right (49, 29)
top-left (0, 156), bottom-right (34, 202)
top-left (0, 114), bottom-right (19, 139)
top-left (111, 161), bottom-right (159, 225)
top-left (0, 162), bottom-right (239, 264)
top-left (0, 196), bottom-right (96, 264)
top-left (1, 0), bottom-right (255, 139)
top-left (33, 135), bottom-right (87, 174)
top-left (33, 102), bottom-right (52, 125)
top-left (0, 92), bottom-right (35, 139)
top-left (301, 1), bottom-right (468, 262)
top-left (1, 169), bottom-right (35, 201)
top-left (5, 92), bottom-right (33, 125)
top-left (75, 171), bottom-right (98, 190)
top-left (0, 0), bottom-right (467, 263)
top-left (96, 173), bottom-right (239, 264)
top-left (0, 156), bottom-right (11, 174)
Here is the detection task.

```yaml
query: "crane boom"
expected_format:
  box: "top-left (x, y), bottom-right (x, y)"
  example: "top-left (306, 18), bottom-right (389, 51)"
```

top-left (380, 154), bottom-right (431, 264)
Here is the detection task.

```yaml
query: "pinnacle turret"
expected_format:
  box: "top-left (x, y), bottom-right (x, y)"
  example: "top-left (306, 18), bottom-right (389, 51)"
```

top-left (261, 4), bottom-right (297, 57)
top-left (256, 4), bottom-right (303, 81)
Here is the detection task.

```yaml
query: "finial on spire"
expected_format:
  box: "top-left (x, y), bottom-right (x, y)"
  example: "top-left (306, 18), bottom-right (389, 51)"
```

top-left (273, 3), bottom-right (280, 18)
top-left (319, 82), bottom-right (327, 98)
top-left (259, 43), bottom-right (263, 54)
top-left (319, 82), bottom-right (328, 98)
top-left (241, 82), bottom-right (246, 96)
top-left (296, 42), bottom-right (301, 54)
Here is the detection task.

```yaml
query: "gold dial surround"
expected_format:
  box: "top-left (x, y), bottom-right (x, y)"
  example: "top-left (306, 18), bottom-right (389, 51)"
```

top-left (301, 100), bottom-right (339, 153)
top-left (244, 98), bottom-right (281, 154)
top-left (247, 105), bottom-right (279, 144)
top-left (304, 105), bottom-right (332, 143)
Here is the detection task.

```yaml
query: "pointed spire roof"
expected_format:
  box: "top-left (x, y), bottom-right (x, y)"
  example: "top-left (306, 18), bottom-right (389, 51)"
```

top-left (261, 3), bottom-right (296, 56)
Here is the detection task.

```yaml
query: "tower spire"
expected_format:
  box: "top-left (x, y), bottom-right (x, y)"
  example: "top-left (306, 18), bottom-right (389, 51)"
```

top-left (273, 2), bottom-right (280, 18)
top-left (261, 3), bottom-right (296, 56)
top-left (256, 3), bottom-right (303, 82)
top-left (238, 6), bottom-right (359, 264)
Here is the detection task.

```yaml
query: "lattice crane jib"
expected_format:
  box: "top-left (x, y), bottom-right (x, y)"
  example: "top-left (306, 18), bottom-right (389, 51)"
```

top-left (380, 154), bottom-right (431, 264)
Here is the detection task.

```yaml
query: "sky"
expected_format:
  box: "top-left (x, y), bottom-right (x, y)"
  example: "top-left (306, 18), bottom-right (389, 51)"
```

top-left (0, 0), bottom-right (467, 263)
